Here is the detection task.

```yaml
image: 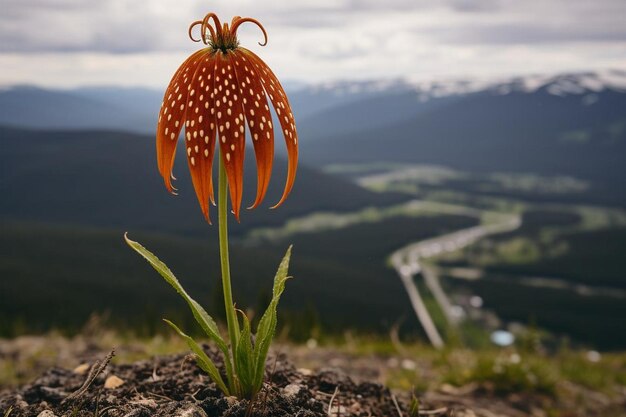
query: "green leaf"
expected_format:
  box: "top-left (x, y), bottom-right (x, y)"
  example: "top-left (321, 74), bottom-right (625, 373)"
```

top-left (163, 319), bottom-right (229, 395)
top-left (234, 311), bottom-right (254, 397)
top-left (124, 234), bottom-right (229, 356)
top-left (252, 246), bottom-right (292, 392)
top-left (409, 392), bottom-right (420, 417)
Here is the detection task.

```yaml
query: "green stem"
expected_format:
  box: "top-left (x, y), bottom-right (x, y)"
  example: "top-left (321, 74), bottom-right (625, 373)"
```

top-left (218, 152), bottom-right (239, 352)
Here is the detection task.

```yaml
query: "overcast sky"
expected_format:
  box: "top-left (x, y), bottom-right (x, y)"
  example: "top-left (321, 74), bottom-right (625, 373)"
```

top-left (1, 0), bottom-right (625, 88)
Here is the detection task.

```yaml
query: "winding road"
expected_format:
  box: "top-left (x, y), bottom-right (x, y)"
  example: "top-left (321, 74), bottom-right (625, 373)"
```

top-left (390, 211), bottom-right (521, 348)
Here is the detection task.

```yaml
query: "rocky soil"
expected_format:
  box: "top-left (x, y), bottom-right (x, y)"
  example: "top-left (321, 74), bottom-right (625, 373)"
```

top-left (1, 335), bottom-right (624, 417)
top-left (0, 347), bottom-right (432, 417)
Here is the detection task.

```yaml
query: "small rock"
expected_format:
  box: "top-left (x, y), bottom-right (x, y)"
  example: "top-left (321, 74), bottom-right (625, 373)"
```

top-left (73, 363), bottom-right (90, 374)
top-left (104, 375), bottom-right (125, 389)
top-left (15, 399), bottom-right (29, 409)
top-left (438, 383), bottom-right (456, 394)
top-left (306, 338), bottom-right (318, 349)
top-left (37, 411), bottom-right (57, 417)
top-left (172, 405), bottom-right (208, 417)
top-left (297, 367), bottom-right (313, 376)
top-left (401, 359), bottom-right (417, 370)
top-left (387, 357), bottom-right (399, 368)
top-left (439, 382), bottom-right (477, 395)
top-left (282, 383), bottom-right (303, 399)
top-left (11, 394), bottom-right (28, 409)
top-left (224, 396), bottom-right (238, 407)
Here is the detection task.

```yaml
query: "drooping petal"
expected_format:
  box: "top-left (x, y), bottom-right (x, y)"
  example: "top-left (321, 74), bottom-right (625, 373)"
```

top-left (214, 51), bottom-right (247, 221)
top-left (239, 48), bottom-right (298, 208)
top-left (232, 50), bottom-right (274, 209)
top-left (183, 52), bottom-right (218, 222)
top-left (156, 49), bottom-right (207, 193)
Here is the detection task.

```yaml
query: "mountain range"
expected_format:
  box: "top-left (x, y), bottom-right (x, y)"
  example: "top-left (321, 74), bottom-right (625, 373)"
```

top-left (3, 70), bottom-right (625, 139)
top-left (2, 70), bottom-right (625, 220)
top-left (2, 70), bottom-right (626, 344)
top-left (304, 75), bottom-right (626, 184)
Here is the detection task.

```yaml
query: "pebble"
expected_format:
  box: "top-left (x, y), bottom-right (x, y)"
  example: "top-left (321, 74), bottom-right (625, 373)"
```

top-left (282, 383), bottom-right (303, 399)
top-left (306, 338), bottom-right (318, 349)
top-left (297, 367), bottom-right (313, 376)
top-left (224, 396), bottom-right (238, 407)
top-left (73, 363), bottom-right (90, 374)
top-left (11, 394), bottom-right (28, 409)
top-left (172, 405), bottom-right (208, 417)
top-left (387, 357), bottom-right (399, 368)
top-left (37, 411), bottom-right (57, 417)
top-left (104, 375), bottom-right (125, 389)
top-left (401, 359), bottom-right (417, 370)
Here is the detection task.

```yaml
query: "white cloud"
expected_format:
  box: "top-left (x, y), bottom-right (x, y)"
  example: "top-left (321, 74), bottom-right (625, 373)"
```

top-left (0, 0), bottom-right (625, 87)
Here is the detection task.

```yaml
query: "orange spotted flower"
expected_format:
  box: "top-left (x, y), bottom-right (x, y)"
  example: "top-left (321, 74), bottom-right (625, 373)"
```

top-left (156, 13), bottom-right (298, 223)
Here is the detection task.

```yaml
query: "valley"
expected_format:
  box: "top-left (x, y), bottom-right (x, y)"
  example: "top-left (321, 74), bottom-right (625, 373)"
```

top-left (1, 70), bottom-right (625, 350)
top-left (322, 162), bottom-right (626, 349)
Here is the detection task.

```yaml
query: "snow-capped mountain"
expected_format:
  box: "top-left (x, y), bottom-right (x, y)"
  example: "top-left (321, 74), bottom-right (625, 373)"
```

top-left (294, 70), bottom-right (626, 102)
top-left (301, 70), bottom-right (626, 198)
top-left (0, 70), bottom-right (624, 139)
top-left (288, 70), bottom-right (626, 139)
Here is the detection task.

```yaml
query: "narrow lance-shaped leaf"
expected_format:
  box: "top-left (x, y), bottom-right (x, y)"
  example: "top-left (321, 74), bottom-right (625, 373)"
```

top-left (252, 246), bottom-right (292, 391)
top-left (124, 234), bottom-right (229, 356)
top-left (234, 310), bottom-right (254, 398)
top-left (164, 319), bottom-right (229, 395)
top-left (409, 392), bottom-right (420, 417)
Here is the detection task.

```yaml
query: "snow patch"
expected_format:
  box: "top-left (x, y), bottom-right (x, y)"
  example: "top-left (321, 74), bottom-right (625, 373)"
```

top-left (304, 70), bottom-right (626, 101)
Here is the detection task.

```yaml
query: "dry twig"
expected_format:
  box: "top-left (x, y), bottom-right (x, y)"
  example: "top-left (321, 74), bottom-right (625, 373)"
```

top-left (63, 350), bottom-right (115, 403)
top-left (327, 386), bottom-right (340, 416)
top-left (391, 392), bottom-right (404, 417)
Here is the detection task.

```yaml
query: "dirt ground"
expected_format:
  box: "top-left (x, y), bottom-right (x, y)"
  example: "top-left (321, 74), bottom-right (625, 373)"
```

top-left (0, 335), bottom-right (624, 417)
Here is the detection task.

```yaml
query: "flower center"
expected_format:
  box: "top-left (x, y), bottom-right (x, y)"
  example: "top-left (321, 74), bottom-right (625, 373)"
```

top-left (210, 24), bottom-right (239, 53)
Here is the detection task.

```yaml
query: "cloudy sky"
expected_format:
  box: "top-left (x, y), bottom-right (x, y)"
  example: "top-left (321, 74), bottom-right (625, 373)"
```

top-left (1, 0), bottom-right (625, 88)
